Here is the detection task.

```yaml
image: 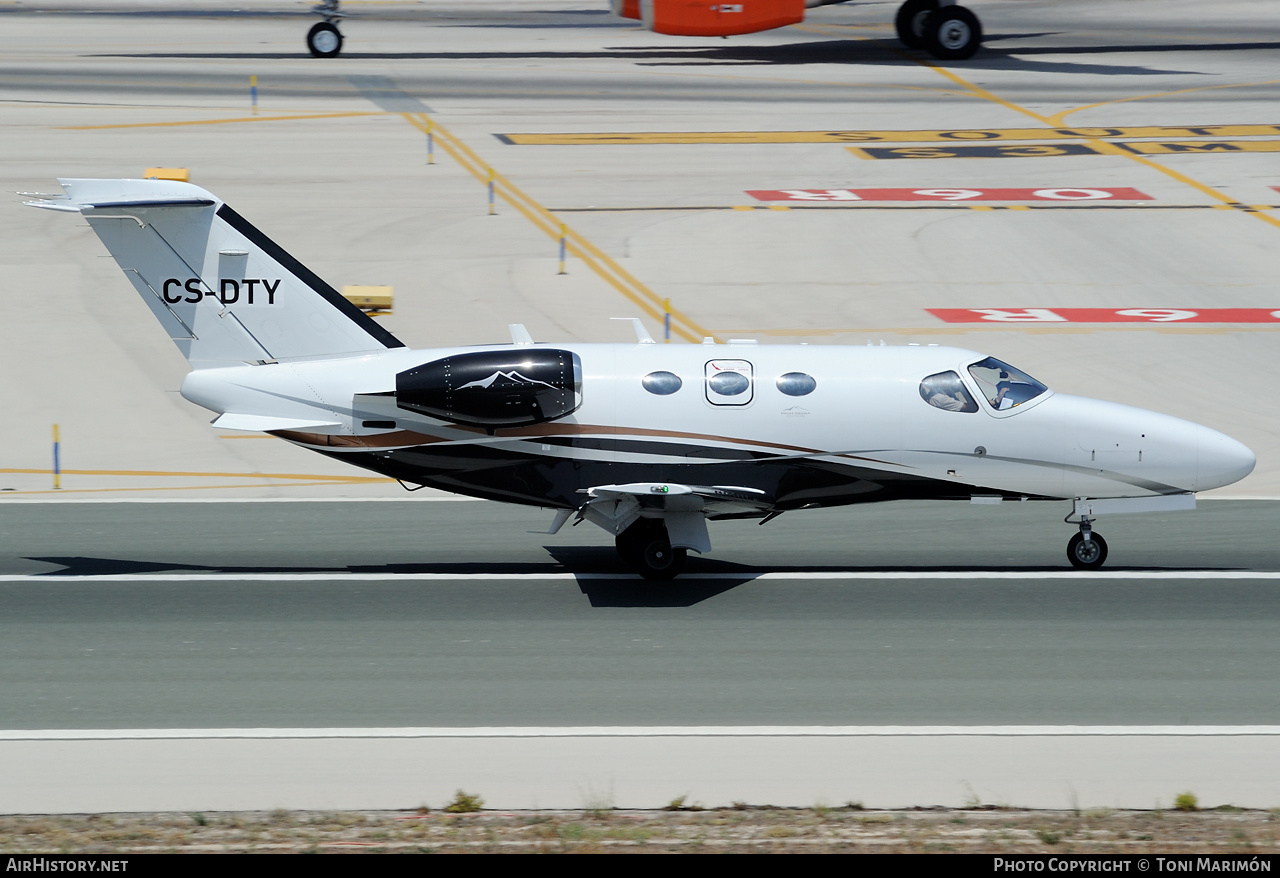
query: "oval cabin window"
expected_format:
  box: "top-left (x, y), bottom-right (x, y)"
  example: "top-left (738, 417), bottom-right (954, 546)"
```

top-left (776, 372), bottom-right (816, 397)
top-left (707, 371), bottom-right (750, 397)
top-left (642, 371), bottom-right (683, 395)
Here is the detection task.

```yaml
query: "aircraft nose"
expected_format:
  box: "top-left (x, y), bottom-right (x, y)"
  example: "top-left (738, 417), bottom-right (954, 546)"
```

top-left (1198, 427), bottom-right (1255, 491)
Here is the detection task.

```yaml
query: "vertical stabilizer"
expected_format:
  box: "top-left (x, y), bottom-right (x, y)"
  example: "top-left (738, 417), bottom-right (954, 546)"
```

top-left (28, 178), bottom-right (404, 369)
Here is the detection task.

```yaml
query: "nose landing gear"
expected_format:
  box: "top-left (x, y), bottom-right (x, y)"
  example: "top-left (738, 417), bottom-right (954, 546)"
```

top-left (1067, 518), bottom-right (1109, 569)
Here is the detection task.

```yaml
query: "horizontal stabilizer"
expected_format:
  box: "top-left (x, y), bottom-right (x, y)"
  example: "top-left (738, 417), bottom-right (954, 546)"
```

top-left (212, 413), bottom-right (342, 433)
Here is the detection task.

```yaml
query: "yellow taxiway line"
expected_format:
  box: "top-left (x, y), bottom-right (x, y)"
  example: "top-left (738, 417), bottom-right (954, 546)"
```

top-left (400, 112), bottom-right (715, 343)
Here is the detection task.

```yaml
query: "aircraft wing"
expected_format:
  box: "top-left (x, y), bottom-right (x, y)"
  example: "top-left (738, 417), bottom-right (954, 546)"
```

top-left (557, 482), bottom-right (771, 553)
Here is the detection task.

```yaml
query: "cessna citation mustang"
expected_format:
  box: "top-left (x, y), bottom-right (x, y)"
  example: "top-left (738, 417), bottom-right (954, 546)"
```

top-left (28, 179), bottom-right (1254, 579)
top-left (305, 0), bottom-right (982, 60)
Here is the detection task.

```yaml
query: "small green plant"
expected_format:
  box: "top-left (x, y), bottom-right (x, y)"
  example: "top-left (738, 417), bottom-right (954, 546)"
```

top-left (1035, 828), bottom-right (1061, 845)
top-left (443, 789), bottom-right (484, 813)
top-left (559, 822), bottom-right (586, 841)
top-left (663, 794), bottom-right (702, 811)
top-left (1174, 791), bottom-right (1199, 812)
top-left (579, 783), bottom-right (615, 818)
top-left (187, 812), bottom-right (207, 826)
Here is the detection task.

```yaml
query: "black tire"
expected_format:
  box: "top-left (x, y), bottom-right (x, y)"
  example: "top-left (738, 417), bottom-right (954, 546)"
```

top-left (894, 0), bottom-right (939, 50)
top-left (1067, 532), bottom-right (1108, 569)
top-left (923, 6), bottom-right (982, 61)
top-left (616, 520), bottom-right (686, 580)
top-left (307, 22), bottom-right (343, 58)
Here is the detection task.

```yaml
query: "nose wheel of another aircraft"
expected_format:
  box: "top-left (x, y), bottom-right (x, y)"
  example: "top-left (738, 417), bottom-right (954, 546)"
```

top-left (307, 22), bottom-right (343, 57)
top-left (1067, 529), bottom-right (1109, 569)
top-left (616, 520), bottom-right (687, 580)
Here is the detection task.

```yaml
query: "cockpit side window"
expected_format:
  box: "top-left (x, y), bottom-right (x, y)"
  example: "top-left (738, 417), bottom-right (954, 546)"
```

top-left (966, 357), bottom-right (1048, 410)
top-left (919, 371), bottom-right (978, 413)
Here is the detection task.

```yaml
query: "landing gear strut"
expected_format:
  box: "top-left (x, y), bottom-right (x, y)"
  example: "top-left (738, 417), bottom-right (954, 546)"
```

top-left (616, 519), bottom-right (687, 580)
top-left (1067, 518), bottom-right (1109, 569)
top-left (307, 1), bottom-right (344, 57)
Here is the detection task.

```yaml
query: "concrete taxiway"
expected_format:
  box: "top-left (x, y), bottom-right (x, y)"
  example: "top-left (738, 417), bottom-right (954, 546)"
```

top-left (1, 0), bottom-right (1278, 811)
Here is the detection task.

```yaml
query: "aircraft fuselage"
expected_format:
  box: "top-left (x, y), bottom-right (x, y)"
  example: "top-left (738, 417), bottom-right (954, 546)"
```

top-left (180, 342), bottom-right (1253, 513)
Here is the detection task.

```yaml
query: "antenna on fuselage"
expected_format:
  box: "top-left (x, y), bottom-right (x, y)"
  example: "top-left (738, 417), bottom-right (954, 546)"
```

top-left (610, 317), bottom-right (656, 344)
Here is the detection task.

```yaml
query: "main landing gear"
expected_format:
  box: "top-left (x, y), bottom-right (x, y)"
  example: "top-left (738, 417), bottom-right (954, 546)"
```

top-left (307, 1), bottom-right (344, 57)
top-left (1067, 517), bottom-right (1109, 570)
top-left (616, 518), bottom-right (687, 580)
top-left (894, 0), bottom-right (983, 61)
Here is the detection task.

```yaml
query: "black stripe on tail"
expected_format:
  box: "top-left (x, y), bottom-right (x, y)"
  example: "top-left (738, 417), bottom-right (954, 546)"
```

top-left (217, 203), bottom-right (405, 350)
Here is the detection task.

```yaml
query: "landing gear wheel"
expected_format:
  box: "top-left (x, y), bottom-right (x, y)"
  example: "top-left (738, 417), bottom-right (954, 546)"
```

top-left (895, 0), bottom-right (938, 50)
top-left (1067, 532), bottom-right (1109, 569)
top-left (307, 22), bottom-right (343, 58)
top-left (616, 520), bottom-right (687, 580)
top-left (923, 5), bottom-right (982, 61)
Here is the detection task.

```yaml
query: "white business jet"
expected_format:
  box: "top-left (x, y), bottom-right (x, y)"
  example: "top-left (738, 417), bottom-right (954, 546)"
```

top-left (27, 179), bottom-right (1254, 578)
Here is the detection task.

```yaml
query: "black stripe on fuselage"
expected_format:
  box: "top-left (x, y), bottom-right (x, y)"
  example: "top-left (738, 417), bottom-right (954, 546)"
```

top-left (215, 203), bottom-right (405, 350)
top-left (312, 443), bottom-right (1035, 511)
top-left (529, 436), bottom-right (774, 461)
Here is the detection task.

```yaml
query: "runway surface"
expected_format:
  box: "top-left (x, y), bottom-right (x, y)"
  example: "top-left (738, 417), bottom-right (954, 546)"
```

top-left (2, 499), bottom-right (1278, 730)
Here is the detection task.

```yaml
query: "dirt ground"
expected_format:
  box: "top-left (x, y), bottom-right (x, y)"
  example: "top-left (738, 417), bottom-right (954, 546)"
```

top-left (2, 806), bottom-right (1279, 853)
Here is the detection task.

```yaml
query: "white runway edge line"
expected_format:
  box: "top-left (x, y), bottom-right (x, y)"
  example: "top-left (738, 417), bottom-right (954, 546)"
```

top-left (5, 726), bottom-right (1280, 741)
top-left (0, 496), bottom-right (1275, 504)
top-left (3, 571), bottom-right (1280, 582)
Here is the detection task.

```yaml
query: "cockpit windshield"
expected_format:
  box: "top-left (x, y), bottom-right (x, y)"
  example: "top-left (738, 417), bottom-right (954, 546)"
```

top-left (967, 357), bottom-right (1048, 410)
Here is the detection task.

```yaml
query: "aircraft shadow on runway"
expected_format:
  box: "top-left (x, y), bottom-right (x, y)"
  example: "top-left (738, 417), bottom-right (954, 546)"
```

top-left (23, 552), bottom-right (1236, 609)
top-left (86, 36), bottom-right (1279, 76)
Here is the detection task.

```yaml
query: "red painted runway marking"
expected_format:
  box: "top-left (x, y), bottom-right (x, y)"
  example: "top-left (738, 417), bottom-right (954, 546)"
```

top-left (747, 188), bottom-right (1152, 202)
top-left (929, 309), bottom-right (1280, 324)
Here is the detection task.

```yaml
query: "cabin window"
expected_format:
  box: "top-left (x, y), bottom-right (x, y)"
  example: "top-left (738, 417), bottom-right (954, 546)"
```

top-left (776, 372), bottom-right (816, 397)
top-left (919, 371), bottom-right (978, 413)
top-left (705, 359), bottom-right (754, 406)
top-left (967, 357), bottom-right (1048, 410)
top-left (709, 372), bottom-right (749, 395)
top-left (642, 371), bottom-right (683, 395)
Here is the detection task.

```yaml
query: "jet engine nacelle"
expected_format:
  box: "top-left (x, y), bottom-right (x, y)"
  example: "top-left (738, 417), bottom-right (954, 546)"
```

top-left (395, 349), bottom-right (583, 429)
top-left (611, 0), bottom-right (641, 20)
top-left (634, 0), bottom-right (806, 37)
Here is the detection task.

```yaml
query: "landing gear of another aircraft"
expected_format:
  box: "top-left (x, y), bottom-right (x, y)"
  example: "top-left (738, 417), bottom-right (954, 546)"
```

top-left (307, 21), bottom-right (343, 57)
top-left (924, 5), bottom-right (982, 60)
top-left (894, 0), bottom-right (937, 49)
top-left (616, 519), bottom-right (687, 580)
top-left (895, 0), bottom-right (982, 61)
top-left (308, 1), bottom-right (344, 57)
top-left (1067, 524), bottom-right (1109, 570)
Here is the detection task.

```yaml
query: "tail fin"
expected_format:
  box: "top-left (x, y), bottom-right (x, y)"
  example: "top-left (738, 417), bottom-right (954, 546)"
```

top-left (28, 178), bottom-right (404, 369)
